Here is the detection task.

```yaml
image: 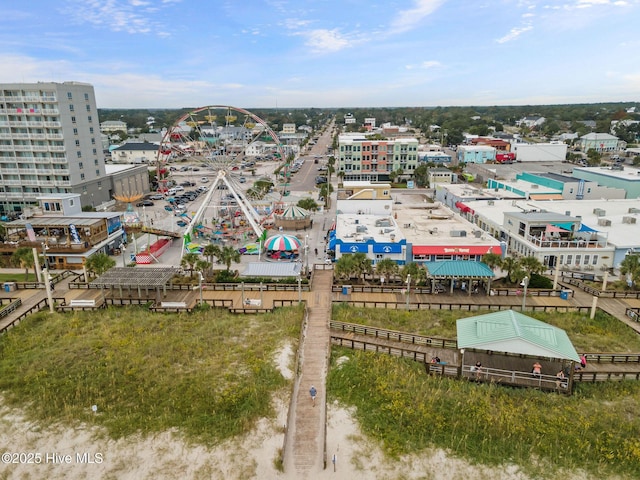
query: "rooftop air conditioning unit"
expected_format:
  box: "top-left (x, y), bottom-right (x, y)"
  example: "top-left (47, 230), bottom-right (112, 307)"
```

top-left (597, 218), bottom-right (611, 226)
top-left (622, 216), bottom-right (637, 224)
top-left (487, 200), bottom-right (495, 205)
top-left (450, 230), bottom-right (467, 237)
top-left (593, 208), bottom-right (606, 216)
top-left (473, 230), bottom-right (482, 238)
top-left (628, 208), bottom-right (640, 214)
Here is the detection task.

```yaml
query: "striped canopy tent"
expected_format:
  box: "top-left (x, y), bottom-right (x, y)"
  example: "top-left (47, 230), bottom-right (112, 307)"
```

top-left (274, 205), bottom-right (312, 230)
top-left (264, 234), bottom-right (301, 251)
top-left (264, 233), bottom-right (301, 262)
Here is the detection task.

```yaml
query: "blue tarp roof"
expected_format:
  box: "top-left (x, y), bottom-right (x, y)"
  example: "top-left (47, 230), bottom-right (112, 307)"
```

top-left (578, 224), bottom-right (599, 233)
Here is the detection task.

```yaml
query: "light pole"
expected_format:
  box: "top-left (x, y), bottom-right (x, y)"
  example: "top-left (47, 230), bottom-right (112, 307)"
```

top-left (304, 234), bottom-right (309, 275)
top-left (41, 242), bottom-right (49, 270)
top-left (405, 273), bottom-right (411, 308)
top-left (297, 275), bottom-right (302, 304)
top-left (43, 268), bottom-right (54, 313)
top-left (521, 276), bottom-right (529, 311)
top-left (241, 281), bottom-right (245, 307)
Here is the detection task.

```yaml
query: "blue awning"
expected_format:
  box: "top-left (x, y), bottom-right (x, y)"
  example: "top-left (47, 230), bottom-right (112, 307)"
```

top-left (578, 224), bottom-right (599, 233)
top-left (328, 238), bottom-right (337, 250)
top-left (373, 243), bottom-right (402, 254)
top-left (339, 243), bottom-right (369, 254)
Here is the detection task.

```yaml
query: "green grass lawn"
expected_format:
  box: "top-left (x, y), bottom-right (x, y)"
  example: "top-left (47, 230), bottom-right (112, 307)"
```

top-left (0, 272), bottom-right (36, 282)
top-left (0, 305), bottom-right (303, 445)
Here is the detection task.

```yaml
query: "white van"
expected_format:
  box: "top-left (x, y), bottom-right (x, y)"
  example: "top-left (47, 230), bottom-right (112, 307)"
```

top-left (167, 187), bottom-right (177, 196)
top-left (174, 185), bottom-right (185, 192)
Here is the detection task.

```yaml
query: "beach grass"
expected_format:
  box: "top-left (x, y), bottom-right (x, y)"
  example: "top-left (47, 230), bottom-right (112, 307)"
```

top-left (0, 305), bottom-right (303, 445)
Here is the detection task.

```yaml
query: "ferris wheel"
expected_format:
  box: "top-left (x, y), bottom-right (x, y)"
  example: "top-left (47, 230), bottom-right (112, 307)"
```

top-left (156, 106), bottom-right (290, 256)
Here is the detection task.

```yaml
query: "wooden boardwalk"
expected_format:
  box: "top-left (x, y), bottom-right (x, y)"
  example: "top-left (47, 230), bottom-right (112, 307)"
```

top-left (284, 269), bottom-right (332, 476)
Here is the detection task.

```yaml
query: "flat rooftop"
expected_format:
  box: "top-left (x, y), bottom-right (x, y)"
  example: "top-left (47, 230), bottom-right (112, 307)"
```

top-left (574, 166), bottom-right (640, 182)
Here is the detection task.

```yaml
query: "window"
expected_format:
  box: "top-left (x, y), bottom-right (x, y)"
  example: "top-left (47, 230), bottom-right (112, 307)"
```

top-left (94, 159), bottom-right (98, 165)
top-left (95, 169), bottom-right (100, 176)
top-left (584, 255), bottom-right (590, 265)
top-left (69, 104), bottom-right (74, 112)
top-left (86, 104), bottom-right (91, 112)
top-left (87, 116), bottom-right (92, 123)
top-left (67, 92), bottom-right (72, 99)
top-left (97, 181), bottom-right (102, 188)
top-left (75, 140), bottom-right (80, 147)
top-left (89, 127), bottom-right (94, 134)
top-left (592, 255), bottom-right (598, 265)
top-left (78, 162), bottom-right (83, 169)
top-left (84, 93), bottom-right (89, 101)
top-left (566, 255), bottom-right (572, 265)
top-left (575, 255), bottom-right (581, 265)
top-left (71, 116), bottom-right (76, 123)
top-left (77, 151), bottom-right (82, 158)
top-left (92, 148), bottom-right (97, 155)
top-left (91, 138), bottom-right (95, 145)
top-left (80, 173), bottom-right (85, 180)
top-left (73, 128), bottom-right (78, 135)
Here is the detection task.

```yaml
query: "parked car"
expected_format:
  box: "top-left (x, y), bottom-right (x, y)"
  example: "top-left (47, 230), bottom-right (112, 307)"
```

top-left (136, 200), bottom-right (154, 207)
top-left (149, 194), bottom-right (164, 200)
top-left (315, 176), bottom-right (328, 184)
top-left (239, 177), bottom-right (246, 183)
top-left (177, 220), bottom-right (188, 227)
top-left (201, 177), bottom-right (209, 183)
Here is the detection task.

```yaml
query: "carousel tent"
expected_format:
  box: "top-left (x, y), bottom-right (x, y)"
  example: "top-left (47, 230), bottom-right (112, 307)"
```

top-left (275, 205), bottom-right (311, 230)
top-left (264, 234), bottom-right (301, 251)
top-left (264, 233), bottom-right (301, 261)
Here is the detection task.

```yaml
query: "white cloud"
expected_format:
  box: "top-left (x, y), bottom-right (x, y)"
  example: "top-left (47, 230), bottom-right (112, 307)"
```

top-left (390, 0), bottom-right (446, 33)
top-left (302, 29), bottom-right (350, 53)
top-left (495, 25), bottom-right (533, 43)
top-left (64, 0), bottom-right (176, 36)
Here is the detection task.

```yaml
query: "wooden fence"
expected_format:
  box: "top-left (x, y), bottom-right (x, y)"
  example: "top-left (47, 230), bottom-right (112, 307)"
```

top-left (330, 320), bottom-right (457, 349)
top-left (561, 276), bottom-right (640, 299)
top-left (0, 298), bottom-right (22, 320)
top-left (332, 284), bottom-right (570, 297)
top-left (334, 300), bottom-right (592, 313)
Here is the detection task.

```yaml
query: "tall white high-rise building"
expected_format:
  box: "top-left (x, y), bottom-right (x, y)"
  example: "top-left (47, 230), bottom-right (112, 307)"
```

top-left (0, 81), bottom-right (108, 215)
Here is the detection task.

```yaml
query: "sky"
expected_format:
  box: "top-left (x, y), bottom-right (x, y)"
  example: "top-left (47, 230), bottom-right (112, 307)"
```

top-left (0, 0), bottom-right (639, 109)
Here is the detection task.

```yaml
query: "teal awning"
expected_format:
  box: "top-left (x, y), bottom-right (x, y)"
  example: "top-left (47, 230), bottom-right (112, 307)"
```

top-left (424, 261), bottom-right (495, 279)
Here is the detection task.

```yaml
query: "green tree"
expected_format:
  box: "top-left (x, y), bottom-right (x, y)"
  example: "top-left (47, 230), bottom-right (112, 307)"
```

top-left (501, 257), bottom-right (523, 284)
top-left (586, 148), bottom-right (602, 166)
top-left (335, 255), bottom-right (356, 281)
top-left (481, 253), bottom-right (503, 271)
top-left (319, 183), bottom-right (333, 208)
top-left (180, 252), bottom-right (200, 277)
top-left (376, 258), bottom-right (399, 284)
top-left (203, 244), bottom-right (221, 271)
top-left (519, 256), bottom-right (545, 277)
top-left (217, 245), bottom-right (241, 272)
top-left (401, 262), bottom-right (426, 286)
top-left (350, 252), bottom-right (372, 284)
top-left (413, 164), bottom-right (430, 187)
top-left (84, 252), bottom-right (116, 277)
top-left (195, 259), bottom-right (211, 280)
top-left (297, 198), bottom-right (318, 212)
top-left (620, 254), bottom-right (640, 290)
top-left (11, 247), bottom-right (37, 281)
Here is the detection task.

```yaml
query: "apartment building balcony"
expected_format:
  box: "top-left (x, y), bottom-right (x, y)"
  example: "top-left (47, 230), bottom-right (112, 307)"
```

top-left (525, 233), bottom-right (607, 249)
top-left (1, 168), bottom-right (19, 174)
top-left (46, 133), bottom-right (64, 140)
top-left (54, 180), bottom-right (71, 187)
top-left (43, 122), bottom-right (61, 128)
top-left (48, 146), bottom-right (66, 152)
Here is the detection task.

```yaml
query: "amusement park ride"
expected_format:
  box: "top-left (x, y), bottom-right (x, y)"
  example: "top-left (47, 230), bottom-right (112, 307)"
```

top-left (155, 106), bottom-right (290, 259)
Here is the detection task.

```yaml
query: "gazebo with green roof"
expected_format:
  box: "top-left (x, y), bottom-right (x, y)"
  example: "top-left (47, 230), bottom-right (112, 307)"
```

top-left (424, 260), bottom-right (494, 296)
top-left (456, 310), bottom-right (581, 393)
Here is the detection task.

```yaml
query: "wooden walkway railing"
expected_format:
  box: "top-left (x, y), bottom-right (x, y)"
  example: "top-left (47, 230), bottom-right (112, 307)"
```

top-left (335, 300), bottom-right (592, 313)
top-left (329, 320), bottom-right (457, 349)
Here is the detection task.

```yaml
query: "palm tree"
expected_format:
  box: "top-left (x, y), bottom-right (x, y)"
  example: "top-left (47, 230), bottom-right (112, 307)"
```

top-left (218, 245), bottom-right (241, 272)
top-left (501, 257), bottom-right (523, 284)
top-left (202, 244), bottom-right (221, 272)
top-left (620, 254), bottom-right (640, 290)
top-left (195, 259), bottom-right (211, 281)
top-left (335, 255), bottom-right (356, 281)
top-left (12, 247), bottom-right (36, 281)
top-left (180, 252), bottom-right (200, 277)
top-left (481, 253), bottom-right (503, 272)
top-left (84, 252), bottom-right (116, 277)
top-left (519, 256), bottom-right (545, 277)
top-left (401, 262), bottom-right (426, 286)
top-left (376, 258), bottom-right (399, 284)
top-left (350, 252), bottom-right (372, 284)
